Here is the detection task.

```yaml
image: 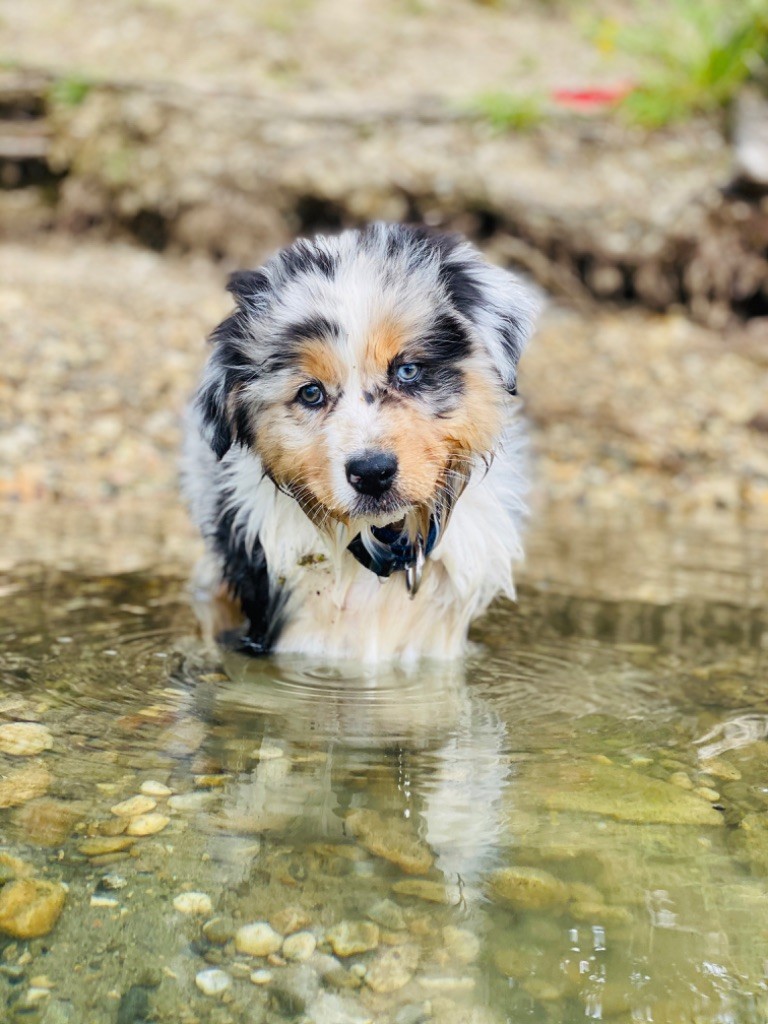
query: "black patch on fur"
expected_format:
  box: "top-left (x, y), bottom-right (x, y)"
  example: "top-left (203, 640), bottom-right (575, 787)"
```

top-left (226, 270), bottom-right (271, 308)
top-left (213, 499), bottom-right (287, 655)
top-left (282, 316), bottom-right (341, 344)
top-left (197, 312), bottom-right (260, 459)
top-left (420, 312), bottom-right (472, 364)
top-left (280, 239), bottom-right (337, 281)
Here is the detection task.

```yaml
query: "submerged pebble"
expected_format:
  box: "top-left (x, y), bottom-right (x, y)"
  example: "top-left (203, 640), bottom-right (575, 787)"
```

top-left (250, 968), bottom-right (273, 985)
top-left (139, 780), bottom-right (172, 797)
top-left (488, 867), bottom-right (569, 911)
top-left (327, 920), bottom-right (379, 957)
top-left (346, 809), bottom-right (433, 875)
top-left (0, 722), bottom-right (53, 756)
top-left (235, 921), bottom-right (282, 956)
top-left (194, 968), bottom-right (231, 997)
top-left (282, 930), bottom-right (316, 961)
top-left (173, 892), bottom-right (213, 916)
top-left (111, 795), bottom-right (157, 818)
top-left (365, 944), bottom-right (420, 993)
top-left (0, 879), bottom-right (67, 938)
top-left (126, 812), bottom-right (169, 836)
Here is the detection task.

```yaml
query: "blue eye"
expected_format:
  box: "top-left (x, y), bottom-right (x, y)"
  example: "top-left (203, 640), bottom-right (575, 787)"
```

top-left (297, 383), bottom-right (325, 407)
top-left (396, 363), bottom-right (421, 385)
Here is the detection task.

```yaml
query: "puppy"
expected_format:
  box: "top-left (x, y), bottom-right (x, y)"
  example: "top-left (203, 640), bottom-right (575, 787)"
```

top-left (182, 223), bottom-right (538, 662)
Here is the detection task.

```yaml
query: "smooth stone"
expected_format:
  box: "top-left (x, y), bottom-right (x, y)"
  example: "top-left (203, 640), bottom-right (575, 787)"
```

top-left (252, 743), bottom-right (284, 761)
top-left (173, 892), bottom-right (213, 916)
top-left (203, 915), bottom-right (235, 944)
top-left (250, 968), bottom-right (273, 985)
top-left (0, 723), bottom-right (53, 756)
top-left (139, 780), bottom-right (172, 797)
top-left (367, 899), bottom-right (406, 931)
top-left (327, 920), bottom-right (379, 957)
top-left (392, 879), bottom-right (461, 905)
top-left (669, 772), bottom-right (693, 790)
top-left (167, 791), bottom-right (217, 812)
top-left (521, 761), bottom-right (724, 825)
top-left (194, 968), bottom-right (231, 997)
top-left (365, 944), bottom-right (420, 994)
top-left (346, 809), bottom-right (433, 875)
top-left (488, 867), bottom-right (569, 911)
top-left (0, 764), bottom-right (51, 808)
top-left (13, 799), bottom-right (81, 847)
top-left (442, 926), bottom-right (480, 964)
top-left (90, 895), bottom-right (119, 908)
top-left (271, 964), bottom-right (320, 1015)
top-left (700, 758), bottom-right (741, 781)
top-left (96, 873), bottom-right (127, 891)
top-left (282, 931), bottom-right (317, 961)
top-left (116, 984), bottom-right (150, 1024)
top-left (270, 905), bottom-right (312, 935)
top-left (568, 900), bottom-right (633, 926)
top-left (695, 786), bottom-right (721, 802)
top-left (126, 812), bottom-right (169, 836)
top-left (110, 795), bottom-right (156, 818)
top-left (235, 921), bottom-right (282, 956)
top-left (159, 717), bottom-right (206, 757)
top-left (0, 879), bottom-right (66, 938)
top-left (78, 836), bottom-right (135, 856)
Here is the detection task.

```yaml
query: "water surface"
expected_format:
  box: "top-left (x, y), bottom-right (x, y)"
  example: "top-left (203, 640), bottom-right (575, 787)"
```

top-left (1, 522), bottom-right (768, 1024)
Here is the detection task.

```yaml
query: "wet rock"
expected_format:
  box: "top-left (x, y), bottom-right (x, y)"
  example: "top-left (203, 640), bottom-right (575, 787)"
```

top-left (173, 892), bottom-right (213, 916)
top-left (96, 873), bottom-right (127, 891)
top-left (0, 853), bottom-right (31, 883)
top-left (311, 952), bottom-right (360, 990)
top-left (194, 968), bottom-right (231, 997)
top-left (492, 946), bottom-right (536, 979)
top-left (367, 898), bottom-right (406, 931)
top-left (250, 968), bottom-right (273, 985)
top-left (0, 723), bottom-right (53, 756)
top-left (346, 809), bottom-right (433, 875)
top-left (0, 879), bottom-right (66, 939)
top-left (235, 921), bottom-right (282, 956)
top-left (327, 920), bottom-right (379, 957)
top-left (167, 791), bottom-right (217, 813)
top-left (282, 930), bottom-right (316, 961)
top-left (126, 812), bottom-right (169, 836)
top-left (695, 786), bottom-right (720, 803)
top-left (160, 717), bottom-right (206, 757)
top-left (270, 905), bottom-right (312, 935)
top-left (271, 964), bottom-right (320, 1015)
top-left (203, 915), bottom-right (235, 944)
top-left (111, 795), bottom-right (156, 817)
top-left (488, 867), bottom-right (569, 911)
top-left (699, 758), bottom-right (741, 782)
top-left (568, 901), bottom-right (633, 926)
top-left (78, 836), bottom-right (135, 857)
top-left (418, 975), bottom-right (476, 993)
top-left (520, 761), bottom-right (724, 825)
top-left (442, 926), bottom-right (480, 964)
top-left (392, 878), bottom-right (461, 905)
top-left (12, 799), bottom-right (80, 847)
top-left (116, 984), bottom-right (151, 1024)
top-left (365, 944), bottom-right (420, 993)
top-left (139, 780), bottom-right (172, 797)
top-left (0, 764), bottom-right (51, 808)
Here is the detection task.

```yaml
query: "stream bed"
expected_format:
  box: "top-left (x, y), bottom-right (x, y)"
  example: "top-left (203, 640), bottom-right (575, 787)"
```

top-left (1, 517), bottom-right (768, 1024)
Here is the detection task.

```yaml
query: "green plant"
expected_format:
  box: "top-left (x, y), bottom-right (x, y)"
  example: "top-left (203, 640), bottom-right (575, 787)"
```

top-left (471, 90), bottom-right (545, 131)
top-left (48, 74), bottom-right (92, 108)
top-left (614, 0), bottom-right (768, 127)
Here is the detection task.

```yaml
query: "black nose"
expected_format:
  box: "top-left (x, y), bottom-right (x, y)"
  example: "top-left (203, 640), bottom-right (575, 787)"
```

top-left (345, 452), bottom-right (398, 498)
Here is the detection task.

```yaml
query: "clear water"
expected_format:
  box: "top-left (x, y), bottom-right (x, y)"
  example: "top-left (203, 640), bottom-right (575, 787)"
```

top-left (1, 522), bottom-right (768, 1024)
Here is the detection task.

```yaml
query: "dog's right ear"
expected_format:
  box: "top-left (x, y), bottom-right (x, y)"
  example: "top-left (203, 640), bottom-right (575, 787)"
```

top-left (195, 268), bottom-right (273, 460)
top-left (226, 269), bottom-right (271, 312)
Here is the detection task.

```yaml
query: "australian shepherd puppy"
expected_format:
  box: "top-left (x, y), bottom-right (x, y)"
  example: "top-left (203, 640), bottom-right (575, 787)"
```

top-left (182, 223), bottom-right (538, 663)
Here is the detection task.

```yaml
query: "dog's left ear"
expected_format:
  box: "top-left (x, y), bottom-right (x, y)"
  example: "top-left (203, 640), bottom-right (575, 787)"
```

top-left (470, 263), bottom-right (540, 396)
top-left (440, 245), bottom-right (539, 396)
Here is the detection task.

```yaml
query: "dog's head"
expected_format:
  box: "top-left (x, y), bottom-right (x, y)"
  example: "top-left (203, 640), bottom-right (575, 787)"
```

top-left (196, 223), bottom-right (538, 535)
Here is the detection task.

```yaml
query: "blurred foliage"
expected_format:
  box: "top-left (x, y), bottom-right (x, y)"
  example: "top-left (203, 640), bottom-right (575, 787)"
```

top-left (470, 90), bottom-right (545, 131)
top-left (48, 75), bottom-right (92, 108)
top-left (611, 0), bottom-right (768, 127)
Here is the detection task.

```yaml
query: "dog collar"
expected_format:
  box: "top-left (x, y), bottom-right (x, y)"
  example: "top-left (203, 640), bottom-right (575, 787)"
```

top-left (347, 517), bottom-right (439, 597)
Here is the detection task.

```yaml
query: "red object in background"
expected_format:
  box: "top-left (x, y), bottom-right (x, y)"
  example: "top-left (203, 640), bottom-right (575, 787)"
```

top-left (552, 84), bottom-right (633, 110)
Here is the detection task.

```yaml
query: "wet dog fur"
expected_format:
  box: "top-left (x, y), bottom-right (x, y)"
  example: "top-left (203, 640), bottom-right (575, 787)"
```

top-left (182, 223), bottom-right (538, 662)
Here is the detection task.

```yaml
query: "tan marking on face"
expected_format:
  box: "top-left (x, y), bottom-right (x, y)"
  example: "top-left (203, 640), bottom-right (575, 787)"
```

top-left (256, 410), bottom-right (346, 528)
top-left (364, 320), bottom-right (408, 379)
top-left (297, 339), bottom-right (346, 391)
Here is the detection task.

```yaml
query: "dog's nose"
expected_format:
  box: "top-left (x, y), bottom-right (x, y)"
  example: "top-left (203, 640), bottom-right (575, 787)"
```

top-left (346, 452), bottom-right (398, 498)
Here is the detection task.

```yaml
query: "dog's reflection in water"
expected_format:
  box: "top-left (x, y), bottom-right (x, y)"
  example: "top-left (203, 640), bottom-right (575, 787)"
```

top-left (194, 654), bottom-right (510, 894)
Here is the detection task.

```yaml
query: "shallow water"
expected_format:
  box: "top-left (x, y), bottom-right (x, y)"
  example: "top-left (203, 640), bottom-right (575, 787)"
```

top-left (1, 526), bottom-right (768, 1024)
